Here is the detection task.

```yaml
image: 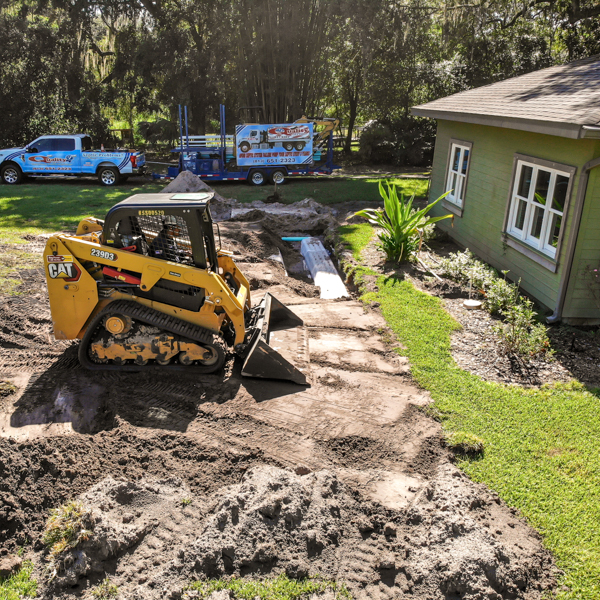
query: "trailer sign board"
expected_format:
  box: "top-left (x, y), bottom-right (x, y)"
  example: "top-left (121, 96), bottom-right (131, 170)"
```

top-left (235, 123), bottom-right (314, 167)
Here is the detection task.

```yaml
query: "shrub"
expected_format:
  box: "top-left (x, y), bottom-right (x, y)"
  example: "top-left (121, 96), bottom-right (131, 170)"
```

top-left (484, 277), bottom-right (520, 316)
top-left (358, 116), bottom-right (436, 166)
top-left (437, 250), bottom-right (519, 315)
top-left (358, 122), bottom-right (395, 164)
top-left (492, 300), bottom-right (553, 359)
top-left (354, 181), bottom-right (452, 263)
top-left (436, 250), bottom-right (553, 359)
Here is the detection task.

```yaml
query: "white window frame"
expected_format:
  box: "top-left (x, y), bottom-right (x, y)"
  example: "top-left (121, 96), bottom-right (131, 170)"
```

top-left (444, 140), bottom-right (472, 211)
top-left (506, 157), bottom-right (573, 261)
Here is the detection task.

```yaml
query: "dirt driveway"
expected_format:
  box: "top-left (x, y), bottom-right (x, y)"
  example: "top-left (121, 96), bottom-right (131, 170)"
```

top-left (0, 218), bottom-right (556, 599)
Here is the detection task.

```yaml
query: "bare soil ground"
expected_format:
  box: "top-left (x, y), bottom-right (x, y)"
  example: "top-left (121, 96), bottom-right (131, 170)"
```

top-left (0, 212), bottom-right (558, 599)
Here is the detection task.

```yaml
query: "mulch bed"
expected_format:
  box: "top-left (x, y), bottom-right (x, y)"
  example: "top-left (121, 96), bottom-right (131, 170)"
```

top-left (356, 230), bottom-right (600, 389)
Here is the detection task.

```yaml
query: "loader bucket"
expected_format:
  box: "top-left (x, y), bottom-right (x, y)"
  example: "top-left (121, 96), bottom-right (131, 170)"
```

top-left (242, 293), bottom-right (310, 385)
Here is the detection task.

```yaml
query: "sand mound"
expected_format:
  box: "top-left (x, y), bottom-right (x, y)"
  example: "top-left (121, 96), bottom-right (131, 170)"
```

top-left (43, 465), bottom-right (555, 599)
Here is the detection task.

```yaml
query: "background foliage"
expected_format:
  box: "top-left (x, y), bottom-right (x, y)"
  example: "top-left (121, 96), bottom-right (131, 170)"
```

top-left (0, 0), bottom-right (599, 156)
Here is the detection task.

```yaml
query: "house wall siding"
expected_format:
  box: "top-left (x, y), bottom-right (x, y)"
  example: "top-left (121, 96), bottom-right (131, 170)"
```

top-left (429, 120), bottom-right (599, 316)
top-left (563, 159), bottom-right (600, 319)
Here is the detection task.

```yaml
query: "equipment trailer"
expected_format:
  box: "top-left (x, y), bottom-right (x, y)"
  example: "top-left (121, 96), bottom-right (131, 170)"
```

top-left (161, 105), bottom-right (339, 186)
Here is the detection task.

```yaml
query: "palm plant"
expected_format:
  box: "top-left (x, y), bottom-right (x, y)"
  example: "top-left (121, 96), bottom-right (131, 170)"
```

top-left (355, 181), bottom-right (452, 263)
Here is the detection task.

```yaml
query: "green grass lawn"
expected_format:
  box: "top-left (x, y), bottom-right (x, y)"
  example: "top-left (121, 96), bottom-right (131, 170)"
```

top-left (339, 223), bottom-right (600, 600)
top-left (0, 561), bottom-right (37, 600)
top-left (212, 176), bottom-right (428, 205)
top-left (187, 573), bottom-right (351, 600)
top-left (0, 176), bottom-right (427, 242)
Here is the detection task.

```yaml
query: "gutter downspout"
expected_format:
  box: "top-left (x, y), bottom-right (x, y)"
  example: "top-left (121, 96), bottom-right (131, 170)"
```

top-left (547, 155), bottom-right (600, 323)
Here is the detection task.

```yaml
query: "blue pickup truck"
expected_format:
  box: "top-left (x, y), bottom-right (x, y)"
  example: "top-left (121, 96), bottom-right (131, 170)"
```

top-left (0, 134), bottom-right (146, 186)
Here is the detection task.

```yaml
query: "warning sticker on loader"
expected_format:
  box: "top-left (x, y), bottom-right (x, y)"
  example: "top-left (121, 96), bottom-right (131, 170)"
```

top-left (47, 262), bottom-right (81, 282)
top-left (47, 254), bottom-right (74, 263)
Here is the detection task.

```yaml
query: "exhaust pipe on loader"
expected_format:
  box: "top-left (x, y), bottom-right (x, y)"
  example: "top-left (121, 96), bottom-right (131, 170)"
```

top-left (242, 293), bottom-right (310, 385)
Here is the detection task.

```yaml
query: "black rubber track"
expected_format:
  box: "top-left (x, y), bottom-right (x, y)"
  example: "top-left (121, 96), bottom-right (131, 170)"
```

top-left (78, 300), bottom-right (226, 373)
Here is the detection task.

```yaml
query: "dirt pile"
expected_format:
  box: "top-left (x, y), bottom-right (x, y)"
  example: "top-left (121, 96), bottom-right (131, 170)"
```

top-left (161, 171), bottom-right (237, 221)
top-left (42, 465), bottom-right (555, 599)
top-left (0, 427), bottom-right (262, 553)
top-left (47, 477), bottom-right (194, 589)
top-left (230, 199), bottom-right (335, 236)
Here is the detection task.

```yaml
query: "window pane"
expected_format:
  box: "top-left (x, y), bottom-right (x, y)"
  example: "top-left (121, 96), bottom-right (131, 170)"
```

top-left (534, 169), bottom-right (551, 205)
top-left (530, 205), bottom-right (544, 239)
top-left (547, 213), bottom-right (562, 248)
top-left (456, 175), bottom-right (463, 202)
top-left (53, 139), bottom-right (75, 151)
top-left (32, 138), bottom-right (52, 152)
top-left (452, 147), bottom-right (461, 172)
top-left (552, 175), bottom-right (569, 213)
top-left (450, 172), bottom-right (457, 194)
top-left (515, 198), bottom-right (527, 230)
top-left (517, 165), bottom-right (533, 198)
top-left (461, 149), bottom-right (469, 175)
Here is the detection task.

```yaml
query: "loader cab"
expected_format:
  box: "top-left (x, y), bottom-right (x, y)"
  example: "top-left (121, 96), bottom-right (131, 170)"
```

top-left (102, 193), bottom-right (219, 272)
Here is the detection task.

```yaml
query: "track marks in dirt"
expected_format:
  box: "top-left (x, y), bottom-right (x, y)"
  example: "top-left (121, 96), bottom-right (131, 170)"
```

top-left (0, 428), bottom-right (262, 552)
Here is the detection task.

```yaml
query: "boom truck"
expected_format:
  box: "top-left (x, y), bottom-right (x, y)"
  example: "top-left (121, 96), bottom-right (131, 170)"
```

top-left (161, 105), bottom-right (339, 186)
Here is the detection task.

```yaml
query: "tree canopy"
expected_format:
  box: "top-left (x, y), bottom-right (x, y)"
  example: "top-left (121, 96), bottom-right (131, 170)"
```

top-left (0, 0), bottom-right (598, 155)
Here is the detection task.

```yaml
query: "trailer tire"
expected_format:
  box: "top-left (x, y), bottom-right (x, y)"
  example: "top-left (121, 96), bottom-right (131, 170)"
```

top-left (249, 170), bottom-right (267, 186)
top-left (239, 141), bottom-right (251, 153)
top-left (270, 169), bottom-right (286, 185)
top-left (1, 163), bottom-right (23, 185)
top-left (98, 166), bottom-right (120, 186)
top-left (294, 142), bottom-right (305, 151)
top-left (283, 142), bottom-right (294, 151)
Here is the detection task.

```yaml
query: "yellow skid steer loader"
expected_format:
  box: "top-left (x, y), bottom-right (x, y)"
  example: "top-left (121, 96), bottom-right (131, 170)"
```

top-left (43, 192), bottom-right (309, 384)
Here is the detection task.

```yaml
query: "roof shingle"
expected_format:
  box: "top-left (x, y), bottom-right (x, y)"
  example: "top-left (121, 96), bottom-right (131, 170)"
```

top-left (412, 55), bottom-right (600, 135)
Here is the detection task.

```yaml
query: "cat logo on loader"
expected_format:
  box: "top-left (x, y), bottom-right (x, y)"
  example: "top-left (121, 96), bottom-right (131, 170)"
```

top-left (47, 262), bottom-right (81, 281)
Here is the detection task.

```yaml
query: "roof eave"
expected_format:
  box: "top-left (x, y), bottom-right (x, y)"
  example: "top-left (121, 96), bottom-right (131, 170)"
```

top-left (581, 126), bottom-right (600, 139)
top-left (410, 107), bottom-right (583, 140)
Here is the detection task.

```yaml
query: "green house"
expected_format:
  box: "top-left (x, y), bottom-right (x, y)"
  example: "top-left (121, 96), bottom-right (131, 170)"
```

top-left (412, 55), bottom-right (600, 324)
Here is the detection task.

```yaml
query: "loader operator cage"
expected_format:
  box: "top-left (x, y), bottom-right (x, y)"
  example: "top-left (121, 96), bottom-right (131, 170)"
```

top-left (102, 194), bottom-right (218, 271)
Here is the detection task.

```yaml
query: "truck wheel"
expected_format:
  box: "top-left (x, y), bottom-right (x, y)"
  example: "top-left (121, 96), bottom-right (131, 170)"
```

top-left (283, 142), bottom-right (294, 151)
top-left (270, 169), bottom-right (286, 185)
top-left (1, 163), bottom-right (23, 185)
top-left (98, 167), bottom-right (120, 186)
top-left (249, 170), bottom-right (266, 186)
top-left (295, 142), bottom-right (305, 151)
top-left (239, 142), bottom-right (251, 153)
